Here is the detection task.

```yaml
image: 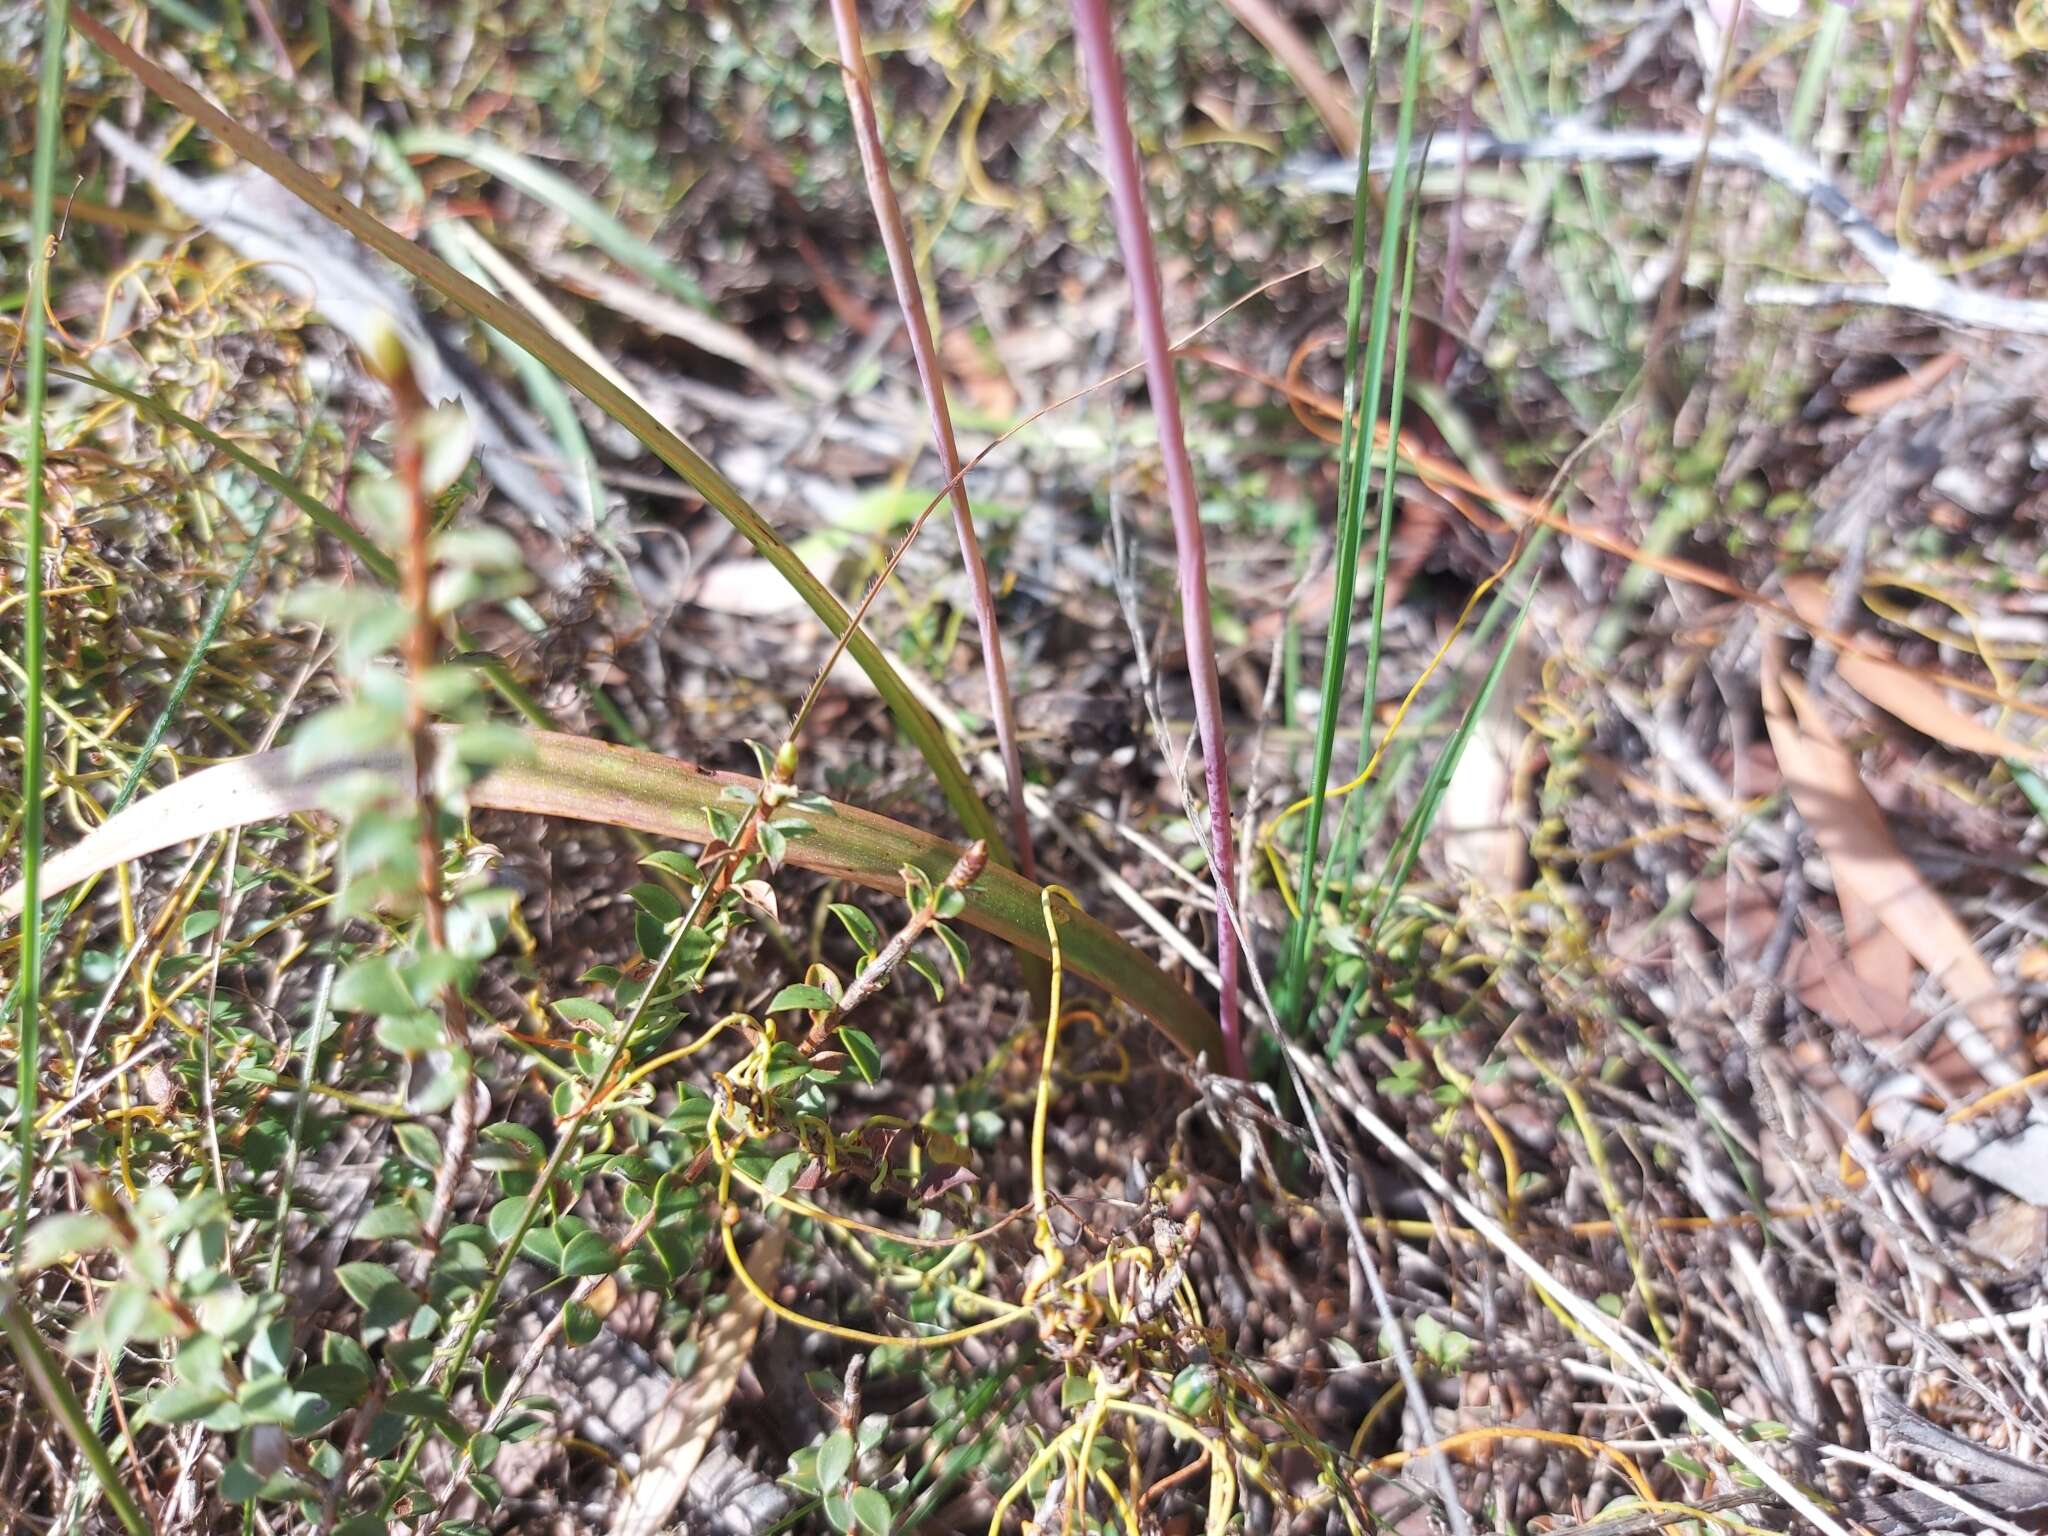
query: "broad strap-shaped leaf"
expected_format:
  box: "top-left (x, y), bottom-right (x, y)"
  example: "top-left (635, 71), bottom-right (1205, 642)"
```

top-left (2, 730), bottom-right (1223, 1064)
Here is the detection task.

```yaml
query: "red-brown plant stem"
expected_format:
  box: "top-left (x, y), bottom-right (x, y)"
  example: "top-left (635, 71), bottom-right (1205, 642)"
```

top-left (828, 0), bottom-right (1037, 881)
top-left (800, 839), bottom-right (988, 1055)
top-left (379, 351), bottom-right (478, 1256)
top-left (1068, 0), bottom-right (1243, 1075)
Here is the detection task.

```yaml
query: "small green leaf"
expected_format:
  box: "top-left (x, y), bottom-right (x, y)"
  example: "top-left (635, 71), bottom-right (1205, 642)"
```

top-left (761, 1151), bottom-right (805, 1199)
top-left (768, 984), bottom-right (836, 1013)
top-left (334, 954), bottom-right (415, 1016)
top-left (22, 1212), bottom-right (116, 1271)
top-left (376, 1012), bottom-right (445, 1056)
top-left (850, 1486), bottom-right (891, 1535)
top-left (628, 883), bottom-right (682, 925)
top-left (932, 923), bottom-right (969, 981)
top-left (356, 1203), bottom-right (422, 1240)
top-left (902, 952), bottom-right (944, 1000)
top-left (837, 1028), bottom-right (881, 1084)
top-left (817, 1429), bottom-right (854, 1491)
top-left (336, 1262), bottom-right (403, 1310)
top-left (140, 1380), bottom-right (230, 1426)
top-left (828, 903), bottom-right (881, 954)
top-left (559, 1229), bottom-right (616, 1278)
top-left (641, 849), bottom-right (704, 883)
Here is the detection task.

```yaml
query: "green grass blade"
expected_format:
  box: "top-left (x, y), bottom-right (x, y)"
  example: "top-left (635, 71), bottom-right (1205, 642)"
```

top-left (396, 128), bottom-right (712, 312)
top-left (0, 1288), bottom-right (151, 1536)
top-left (8, 0), bottom-right (70, 1251)
top-left (76, 13), bottom-right (1009, 864)
top-left (1281, 9), bottom-right (1426, 1021)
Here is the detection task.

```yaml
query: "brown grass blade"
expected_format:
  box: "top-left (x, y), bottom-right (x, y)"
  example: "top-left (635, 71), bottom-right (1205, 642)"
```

top-left (1217, 0), bottom-right (1359, 156)
top-left (1782, 572), bottom-right (2048, 764)
top-left (0, 730), bottom-right (1222, 1064)
top-left (1760, 642), bottom-right (2020, 1060)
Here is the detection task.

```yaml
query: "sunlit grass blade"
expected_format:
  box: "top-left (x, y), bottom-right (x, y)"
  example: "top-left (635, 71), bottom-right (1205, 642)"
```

top-left (7, 0), bottom-right (70, 1249)
top-left (1068, 0), bottom-right (1245, 1073)
top-left (75, 12), bottom-right (1010, 867)
top-left (829, 0), bottom-right (1037, 880)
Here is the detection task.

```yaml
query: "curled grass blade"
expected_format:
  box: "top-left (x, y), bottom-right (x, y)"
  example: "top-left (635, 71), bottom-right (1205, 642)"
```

top-left (75, 11), bottom-right (1008, 864)
top-left (0, 728), bottom-right (1224, 1064)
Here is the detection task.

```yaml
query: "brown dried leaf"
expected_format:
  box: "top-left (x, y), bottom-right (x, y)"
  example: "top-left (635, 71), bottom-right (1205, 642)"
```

top-left (1782, 573), bottom-right (2048, 764)
top-left (1217, 0), bottom-right (1360, 156)
top-left (1761, 642), bottom-right (2020, 1059)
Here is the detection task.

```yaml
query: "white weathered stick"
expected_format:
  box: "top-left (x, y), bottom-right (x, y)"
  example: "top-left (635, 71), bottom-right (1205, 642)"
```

top-left (1285, 112), bottom-right (2048, 337)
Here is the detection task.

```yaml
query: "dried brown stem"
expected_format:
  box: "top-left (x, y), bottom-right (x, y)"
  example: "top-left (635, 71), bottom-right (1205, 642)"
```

top-left (827, 0), bottom-right (1036, 881)
top-left (375, 343), bottom-right (479, 1261)
top-left (799, 839), bottom-right (989, 1055)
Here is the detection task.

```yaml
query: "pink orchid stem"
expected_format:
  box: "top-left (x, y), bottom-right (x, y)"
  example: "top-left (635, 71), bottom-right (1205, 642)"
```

top-left (829, 0), bottom-right (1037, 882)
top-left (1068, 0), bottom-right (1244, 1075)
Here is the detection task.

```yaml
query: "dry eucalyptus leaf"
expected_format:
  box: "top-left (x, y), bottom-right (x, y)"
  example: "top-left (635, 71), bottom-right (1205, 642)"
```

top-left (1761, 642), bottom-right (2020, 1056)
top-left (1782, 572), bottom-right (2048, 764)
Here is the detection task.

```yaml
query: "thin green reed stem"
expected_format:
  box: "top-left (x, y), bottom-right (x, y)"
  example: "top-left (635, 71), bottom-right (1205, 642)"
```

top-left (1325, 119), bottom-right (1432, 910)
top-left (11, 0), bottom-right (71, 1250)
top-left (1282, 8), bottom-right (1426, 1023)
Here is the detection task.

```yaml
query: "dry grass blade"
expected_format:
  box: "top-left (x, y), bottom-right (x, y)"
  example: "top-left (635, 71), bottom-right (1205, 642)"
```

top-left (0, 729), bottom-right (1223, 1064)
top-left (828, 0), bottom-right (1036, 880)
top-left (1760, 641), bottom-right (2020, 1057)
top-left (609, 1230), bottom-right (785, 1536)
top-left (1782, 572), bottom-right (2048, 763)
top-left (1217, 0), bottom-right (1359, 156)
